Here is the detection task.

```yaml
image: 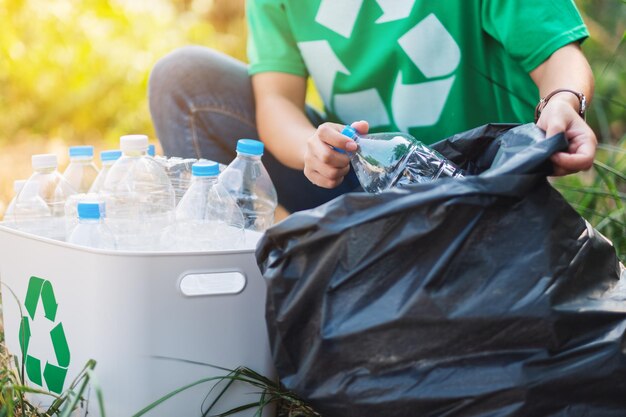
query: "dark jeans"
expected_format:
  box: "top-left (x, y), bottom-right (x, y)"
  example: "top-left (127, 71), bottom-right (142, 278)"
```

top-left (148, 46), bottom-right (359, 213)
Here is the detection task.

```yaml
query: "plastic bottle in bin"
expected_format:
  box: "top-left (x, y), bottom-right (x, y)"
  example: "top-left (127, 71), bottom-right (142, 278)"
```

top-left (14, 154), bottom-right (76, 239)
top-left (3, 179), bottom-right (27, 226)
top-left (165, 157), bottom-right (197, 204)
top-left (340, 126), bottom-right (464, 193)
top-left (219, 139), bottom-right (277, 231)
top-left (67, 201), bottom-right (116, 249)
top-left (167, 160), bottom-right (244, 250)
top-left (102, 135), bottom-right (175, 250)
top-left (88, 150), bottom-right (122, 194)
top-left (63, 145), bottom-right (99, 193)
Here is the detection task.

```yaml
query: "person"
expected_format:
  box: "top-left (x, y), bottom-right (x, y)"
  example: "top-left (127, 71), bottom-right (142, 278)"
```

top-left (149, 0), bottom-right (596, 213)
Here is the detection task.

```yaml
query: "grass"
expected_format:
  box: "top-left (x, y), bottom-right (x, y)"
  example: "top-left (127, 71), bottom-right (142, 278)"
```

top-left (0, 334), bottom-right (103, 417)
top-left (0, 322), bottom-right (319, 417)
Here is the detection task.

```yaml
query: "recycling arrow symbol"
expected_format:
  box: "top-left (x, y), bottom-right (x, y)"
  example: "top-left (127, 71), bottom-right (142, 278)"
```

top-left (18, 276), bottom-right (70, 394)
top-left (310, 2), bottom-right (461, 131)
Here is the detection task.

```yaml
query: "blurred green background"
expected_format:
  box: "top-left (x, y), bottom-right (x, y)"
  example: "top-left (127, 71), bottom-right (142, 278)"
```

top-left (0, 0), bottom-right (624, 255)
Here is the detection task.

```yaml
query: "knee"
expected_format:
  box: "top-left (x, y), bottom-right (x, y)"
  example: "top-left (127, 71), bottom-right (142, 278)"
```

top-left (149, 46), bottom-right (227, 104)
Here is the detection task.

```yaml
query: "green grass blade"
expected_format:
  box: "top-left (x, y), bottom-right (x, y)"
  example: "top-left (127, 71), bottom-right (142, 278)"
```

top-left (594, 160), bottom-right (626, 182)
top-left (130, 376), bottom-right (235, 417)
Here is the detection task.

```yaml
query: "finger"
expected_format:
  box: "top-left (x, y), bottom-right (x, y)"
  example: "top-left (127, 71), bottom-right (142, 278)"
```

top-left (550, 150), bottom-right (594, 174)
top-left (313, 135), bottom-right (353, 168)
top-left (315, 164), bottom-right (351, 181)
top-left (318, 123), bottom-right (358, 152)
top-left (307, 169), bottom-right (344, 189)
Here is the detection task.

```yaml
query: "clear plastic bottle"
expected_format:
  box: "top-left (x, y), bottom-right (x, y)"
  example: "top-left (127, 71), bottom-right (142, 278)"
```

top-left (167, 160), bottom-right (245, 250)
top-left (340, 126), bottom-right (464, 193)
top-left (101, 135), bottom-right (175, 250)
top-left (89, 150), bottom-right (122, 194)
top-left (219, 139), bottom-right (277, 232)
top-left (3, 179), bottom-right (27, 226)
top-left (63, 145), bottom-right (99, 193)
top-left (165, 157), bottom-right (197, 204)
top-left (64, 193), bottom-right (101, 240)
top-left (67, 201), bottom-right (116, 249)
top-left (14, 154), bottom-right (76, 239)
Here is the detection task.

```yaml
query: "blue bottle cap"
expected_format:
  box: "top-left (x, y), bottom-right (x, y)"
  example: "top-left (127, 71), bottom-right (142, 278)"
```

top-left (77, 202), bottom-right (102, 220)
top-left (100, 150), bottom-right (122, 162)
top-left (236, 139), bottom-right (264, 156)
top-left (192, 161), bottom-right (220, 177)
top-left (148, 144), bottom-right (156, 157)
top-left (340, 125), bottom-right (358, 139)
top-left (69, 146), bottom-right (94, 157)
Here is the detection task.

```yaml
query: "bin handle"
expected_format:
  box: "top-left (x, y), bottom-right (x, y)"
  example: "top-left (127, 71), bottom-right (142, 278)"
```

top-left (179, 272), bottom-right (246, 297)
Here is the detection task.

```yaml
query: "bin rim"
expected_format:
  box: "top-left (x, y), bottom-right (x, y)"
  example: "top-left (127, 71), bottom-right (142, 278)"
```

top-left (0, 223), bottom-right (261, 258)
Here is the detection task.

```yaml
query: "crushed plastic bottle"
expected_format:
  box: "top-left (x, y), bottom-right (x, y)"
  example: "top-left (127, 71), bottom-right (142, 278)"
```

top-left (63, 146), bottom-right (99, 193)
top-left (219, 139), bottom-right (277, 231)
top-left (341, 126), bottom-right (464, 193)
top-left (164, 157), bottom-right (196, 204)
top-left (89, 150), bottom-right (122, 194)
top-left (67, 201), bottom-right (116, 249)
top-left (14, 154), bottom-right (76, 239)
top-left (165, 160), bottom-right (245, 250)
top-left (102, 135), bottom-right (175, 250)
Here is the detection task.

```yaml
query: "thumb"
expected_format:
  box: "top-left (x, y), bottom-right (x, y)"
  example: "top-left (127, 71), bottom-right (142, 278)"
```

top-left (351, 120), bottom-right (369, 135)
top-left (539, 113), bottom-right (567, 139)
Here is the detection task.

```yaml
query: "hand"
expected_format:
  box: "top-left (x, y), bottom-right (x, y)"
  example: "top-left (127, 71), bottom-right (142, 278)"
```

top-left (304, 121), bottom-right (369, 188)
top-left (536, 95), bottom-right (597, 176)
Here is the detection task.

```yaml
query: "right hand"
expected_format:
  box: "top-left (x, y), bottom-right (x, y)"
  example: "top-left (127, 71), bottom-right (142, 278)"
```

top-left (304, 121), bottom-right (369, 188)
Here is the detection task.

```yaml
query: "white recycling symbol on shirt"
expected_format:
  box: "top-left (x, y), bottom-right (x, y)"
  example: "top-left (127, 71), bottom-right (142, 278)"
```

top-left (297, 0), bottom-right (461, 132)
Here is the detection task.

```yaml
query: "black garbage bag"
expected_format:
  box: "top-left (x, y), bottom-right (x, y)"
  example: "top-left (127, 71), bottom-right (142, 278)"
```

top-left (256, 123), bottom-right (626, 417)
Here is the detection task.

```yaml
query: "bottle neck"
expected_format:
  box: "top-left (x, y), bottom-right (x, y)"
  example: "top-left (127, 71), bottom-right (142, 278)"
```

top-left (78, 217), bottom-right (102, 224)
top-left (192, 175), bottom-right (218, 184)
top-left (236, 152), bottom-right (262, 162)
top-left (69, 156), bottom-right (94, 163)
top-left (122, 149), bottom-right (147, 157)
top-left (34, 166), bottom-right (57, 174)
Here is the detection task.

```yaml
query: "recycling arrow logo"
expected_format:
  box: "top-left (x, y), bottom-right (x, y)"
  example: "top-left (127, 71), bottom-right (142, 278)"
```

top-left (300, 2), bottom-right (461, 132)
top-left (18, 276), bottom-right (70, 394)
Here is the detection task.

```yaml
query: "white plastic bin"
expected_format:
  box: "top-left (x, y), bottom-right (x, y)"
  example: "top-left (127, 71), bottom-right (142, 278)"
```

top-left (0, 224), bottom-right (275, 417)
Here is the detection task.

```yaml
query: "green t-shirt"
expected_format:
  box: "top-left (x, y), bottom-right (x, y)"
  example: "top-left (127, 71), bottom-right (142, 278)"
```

top-left (247, 0), bottom-right (588, 144)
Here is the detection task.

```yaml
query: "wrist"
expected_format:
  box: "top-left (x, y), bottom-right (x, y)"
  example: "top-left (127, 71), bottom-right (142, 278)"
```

top-left (547, 91), bottom-right (580, 109)
top-left (535, 88), bottom-right (587, 122)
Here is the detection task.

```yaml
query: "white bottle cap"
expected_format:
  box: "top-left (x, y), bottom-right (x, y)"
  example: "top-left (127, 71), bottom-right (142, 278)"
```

top-left (120, 135), bottom-right (149, 152)
top-left (32, 154), bottom-right (58, 170)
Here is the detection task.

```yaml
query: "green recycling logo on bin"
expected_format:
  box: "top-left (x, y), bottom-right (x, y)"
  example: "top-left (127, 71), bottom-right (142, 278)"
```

top-left (18, 276), bottom-right (70, 394)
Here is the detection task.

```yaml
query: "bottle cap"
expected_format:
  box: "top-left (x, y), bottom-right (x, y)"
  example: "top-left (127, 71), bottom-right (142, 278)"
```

top-left (69, 145), bottom-right (94, 158)
top-left (120, 135), bottom-right (149, 152)
top-left (236, 139), bottom-right (264, 156)
top-left (148, 144), bottom-right (156, 157)
top-left (13, 179), bottom-right (27, 193)
top-left (100, 150), bottom-right (122, 162)
top-left (77, 202), bottom-right (102, 220)
top-left (32, 154), bottom-right (58, 170)
top-left (340, 125), bottom-right (358, 139)
top-left (191, 160), bottom-right (219, 177)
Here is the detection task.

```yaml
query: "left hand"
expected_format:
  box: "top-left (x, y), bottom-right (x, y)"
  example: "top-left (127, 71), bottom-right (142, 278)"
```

top-left (536, 95), bottom-right (597, 176)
